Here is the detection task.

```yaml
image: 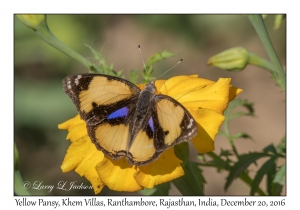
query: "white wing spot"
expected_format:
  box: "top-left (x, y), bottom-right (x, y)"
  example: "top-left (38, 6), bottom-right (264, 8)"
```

top-left (75, 75), bottom-right (82, 85)
top-left (187, 118), bottom-right (194, 129)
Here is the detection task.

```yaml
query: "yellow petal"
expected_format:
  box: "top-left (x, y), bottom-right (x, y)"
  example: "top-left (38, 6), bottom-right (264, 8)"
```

top-left (178, 78), bottom-right (232, 114)
top-left (58, 115), bottom-right (82, 130)
top-left (66, 121), bottom-right (87, 143)
top-left (61, 136), bottom-right (105, 194)
top-left (83, 168), bottom-right (105, 194)
top-left (229, 85), bottom-right (243, 102)
top-left (96, 157), bottom-right (143, 192)
top-left (134, 148), bottom-right (184, 189)
top-left (156, 76), bottom-right (233, 114)
top-left (58, 115), bottom-right (87, 142)
top-left (157, 75), bottom-right (206, 95)
top-left (189, 108), bottom-right (225, 153)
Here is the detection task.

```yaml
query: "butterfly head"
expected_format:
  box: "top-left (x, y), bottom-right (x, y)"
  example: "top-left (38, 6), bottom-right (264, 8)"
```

top-left (143, 81), bottom-right (157, 94)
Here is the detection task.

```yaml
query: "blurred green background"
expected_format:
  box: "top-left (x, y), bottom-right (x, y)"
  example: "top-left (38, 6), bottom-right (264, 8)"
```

top-left (14, 14), bottom-right (286, 195)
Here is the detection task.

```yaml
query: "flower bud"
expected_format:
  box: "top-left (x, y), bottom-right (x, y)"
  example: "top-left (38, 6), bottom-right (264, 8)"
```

top-left (17, 14), bottom-right (46, 30)
top-left (207, 47), bottom-right (249, 72)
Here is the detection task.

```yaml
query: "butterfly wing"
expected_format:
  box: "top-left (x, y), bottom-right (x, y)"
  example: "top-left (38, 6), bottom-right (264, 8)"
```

top-left (126, 108), bottom-right (163, 165)
top-left (152, 95), bottom-right (198, 152)
top-left (63, 74), bottom-right (140, 125)
top-left (62, 74), bottom-right (141, 159)
top-left (126, 95), bottom-right (198, 166)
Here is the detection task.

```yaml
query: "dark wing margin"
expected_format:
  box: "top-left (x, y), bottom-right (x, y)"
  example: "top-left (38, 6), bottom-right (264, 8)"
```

top-left (62, 73), bottom-right (140, 125)
top-left (152, 94), bottom-right (198, 152)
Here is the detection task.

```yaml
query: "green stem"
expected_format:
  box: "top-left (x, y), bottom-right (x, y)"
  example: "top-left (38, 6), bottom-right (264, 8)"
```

top-left (247, 15), bottom-right (286, 91)
top-left (223, 116), bottom-right (239, 158)
top-left (35, 21), bottom-right (92, 69)
top-left (248, 52), bottom-right (275, 73)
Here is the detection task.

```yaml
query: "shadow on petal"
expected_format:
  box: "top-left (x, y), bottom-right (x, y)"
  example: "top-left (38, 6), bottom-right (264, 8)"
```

top-left (189, 108), bottom-right (225, 154)
top-left (96, 157), bottom-right (143, 192)
top-left (134, 148), bottom-right (184, 189)
top-left (61, 136), bottom-right (105, 194)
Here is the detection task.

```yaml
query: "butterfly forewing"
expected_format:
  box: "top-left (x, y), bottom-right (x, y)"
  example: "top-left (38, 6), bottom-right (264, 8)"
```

top-left (152, 95), bottom-right (198, 152)
top-left (63, 74), bottom-right (140, 125)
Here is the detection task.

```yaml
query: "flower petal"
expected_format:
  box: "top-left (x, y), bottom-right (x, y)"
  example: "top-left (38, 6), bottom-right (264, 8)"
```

top-left (58, 115), bottom-right (82, 130)
top-left (96, 157), bottom-right (143, 192)
top-left (61, 135), bottom-right (105, 194)
top-left (157, 76), bottom-right (234, 114)
top-left (157, 75), bottom-right (204, 95)
top-left (189, 108), bottom-right (225, 153)
top-left (229, 85), bottom-right (243, 102)
top-left (134, 148), bottom-right (184, 189)
top-left (58, 115), bottom-right (87, 142)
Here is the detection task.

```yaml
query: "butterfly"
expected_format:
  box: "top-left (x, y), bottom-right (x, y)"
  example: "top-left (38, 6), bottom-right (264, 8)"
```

top-left (62, 74), bottom-right (198, 166)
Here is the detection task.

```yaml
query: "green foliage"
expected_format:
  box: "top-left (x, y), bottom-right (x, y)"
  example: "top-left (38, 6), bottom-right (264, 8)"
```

top-left (85, 44), bottom-right (122, 77)
top-left (173, 142), bottom-right (205, 195)
top-left (143, 50), bottom-right (175, 83)
top-left (140, 182), bottom-right (171, 196)
top-left (85, 44), bottom-right (175, 84)
top-left (198, 97), bottom-right (286, 195)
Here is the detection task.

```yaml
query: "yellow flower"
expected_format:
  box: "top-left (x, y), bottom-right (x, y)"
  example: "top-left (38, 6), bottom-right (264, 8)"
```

top-left (17, 15), bottom-right (46, 30)
top-left (58, 75), bottom-right (242, 194)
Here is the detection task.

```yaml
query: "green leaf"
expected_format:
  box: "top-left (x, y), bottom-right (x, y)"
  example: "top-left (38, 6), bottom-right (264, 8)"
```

top-left (266, 158), bottom-right (276, 195)
top-left (139, 182), bottom-right (170, 195)
top-left (210, 159), bottom-right (231, 172)
top-left (276, 136), bottom-right (286, 154)
top-left (272, 163), bottom-right (286, 195)
top-left (220, 149), bottom-right (233, 157)
top-left (129, 69), bottom-right (139, 83)
top-left (273, 163), bottom-right (286, 185)
top-left (85, 44), bottom-right (122, 77)
top-left (225, 152), bottom-right (270, 190)
top-left (232, 132), bottom-right (253, 141)
top-left (172, 161), bottom-right (205, 195)
top-left (85, 44), bottom-right (103, 61)
top-left (173, 143), bottom-right (205, 195)
top-left (226, 98), bottom-right (254, 114)
top-left (174, 142), bottom-right (189, 166)
top-left (198, 152), bottom-right (231, 172)
top-left (146, 50), bottom-right (175, 67)
top-left (263, 144), bottom-right (277, 155)
top-left (142, 73), bottom-right (156, 83)
top-left (224, 99), bottom-right (255, 122)
top-left (250, 156), bottom-right (276, 195)
top-left (227, 112), bottom-right (252, 121)
top-left (141, 50), bottom-right (175, 82)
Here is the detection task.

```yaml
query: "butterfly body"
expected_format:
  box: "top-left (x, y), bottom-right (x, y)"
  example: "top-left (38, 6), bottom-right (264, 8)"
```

top-left (63, 74), bottom-right (198, 166)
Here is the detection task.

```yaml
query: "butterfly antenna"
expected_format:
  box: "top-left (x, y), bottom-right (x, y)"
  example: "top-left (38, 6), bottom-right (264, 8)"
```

top-left (156, 58), bottom-right (184, 80)
top-left (138, 44), bottom-right (147, 71)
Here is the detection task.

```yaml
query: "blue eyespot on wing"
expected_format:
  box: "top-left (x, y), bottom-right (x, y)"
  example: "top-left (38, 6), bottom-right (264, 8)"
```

top-left (107, 107), bottom-right (129, 119)
top-left (148, 117), bottom-right (154, 132)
